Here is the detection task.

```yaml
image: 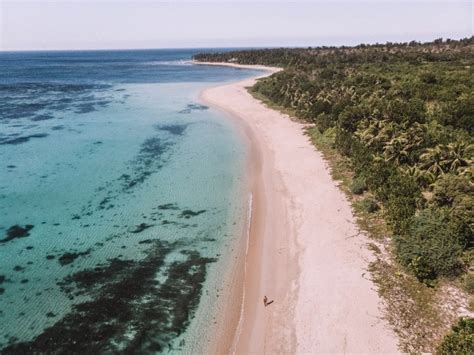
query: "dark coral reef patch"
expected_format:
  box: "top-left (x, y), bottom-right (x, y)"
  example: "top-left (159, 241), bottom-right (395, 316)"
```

top-left (0, 225), bottom-right (34, 244)
top-left (155, 123), bottom-right (189, 136)
top-left (178, 103), bottom-right (208, 114)
top-left (179, 209), bottom-right (207, 219)
top-left (130, 223), bottom-right (154, 234)
top-left (0, 134), bottom-right (48, 145)
top-left (2, 240), bottom-right (216, 353)
top-left (58, 249), bottom-right (92, 266)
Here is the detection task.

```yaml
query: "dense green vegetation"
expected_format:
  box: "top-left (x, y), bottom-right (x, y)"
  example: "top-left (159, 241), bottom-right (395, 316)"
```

top-left (437, 318), bottom-right (474, 354)
top-left (195, 38), bottom-right (473, 282)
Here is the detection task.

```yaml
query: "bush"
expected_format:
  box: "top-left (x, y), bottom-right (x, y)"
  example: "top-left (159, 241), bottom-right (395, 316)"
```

top-left (323, 126), bottom-right (337, 140)
top-left (364, 160), bottom-right (396, 203)
top-left (350, 176), bottom-right (367, 195)
top-left (384, 171), bottom-right (421, 234)
top-left (316, 113), bottom-right (335, 132)
top-left (432, 174), bottom-right (474, 248)
top-left (432, 174), bottom-right (474, 209)
top-left (465, 273), bottom-right (474, 294)
top-left (360, 198), bottom-right (379, 213)
top-left (335, 128), bottom-right (354, 156)
top-left (437, 318), bottom-right (474, 354)
top-left (395, 208), bottom-right (465, 282)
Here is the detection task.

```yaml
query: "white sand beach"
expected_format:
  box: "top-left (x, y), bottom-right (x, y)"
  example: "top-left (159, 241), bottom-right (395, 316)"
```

top-left (199, 62), bottom-right (400, 354)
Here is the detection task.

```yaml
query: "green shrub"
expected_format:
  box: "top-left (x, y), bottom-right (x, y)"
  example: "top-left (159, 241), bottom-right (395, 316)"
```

top-left (395, 208), bottom-right (465, 282)
top-left (316, 113), bottom-right (335, 132)
top-left (465, 273), bottom-right (474, 294)
top-left (364, 160), bottom-right (396, 203)
top-left (335, 128), bottom-right (354, 156)
top-left (323, 127), bottom-right (337, 142)
top-left (350, 177), bottom-right (367, 195)
top-left (384, 172), bottom-right (421, 234)
top-left (432, 174), bottom-right (474, 247)
top-left (360, 198), bottom-right (379, 213)
top-left (338, 105), bottom-right (371, 132)
top-left (432, 174), bottom-right (474, 209)
top-left (437, 318), bottom-right (474, 354)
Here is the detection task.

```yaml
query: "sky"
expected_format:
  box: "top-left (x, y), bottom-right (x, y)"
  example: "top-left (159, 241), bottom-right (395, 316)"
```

top-left (0, 0), bottom-right (472, 51)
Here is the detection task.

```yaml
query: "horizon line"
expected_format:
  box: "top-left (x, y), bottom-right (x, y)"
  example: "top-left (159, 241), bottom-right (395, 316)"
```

top-left (1, 35), bottom-right (472, 53)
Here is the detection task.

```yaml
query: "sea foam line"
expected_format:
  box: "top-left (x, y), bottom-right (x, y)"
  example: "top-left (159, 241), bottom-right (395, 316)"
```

top-left (143, 60), bottom-right (192, 66)
top-left (230, 192), bottom-right (253, 354)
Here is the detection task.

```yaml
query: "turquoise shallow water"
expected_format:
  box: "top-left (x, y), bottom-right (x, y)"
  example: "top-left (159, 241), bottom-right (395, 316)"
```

top-left (0, 50), bottom-right (260, 352)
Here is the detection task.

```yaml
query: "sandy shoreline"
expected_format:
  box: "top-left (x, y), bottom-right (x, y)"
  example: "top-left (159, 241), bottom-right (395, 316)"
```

top-left (199, 62), bottom-right (400, 353)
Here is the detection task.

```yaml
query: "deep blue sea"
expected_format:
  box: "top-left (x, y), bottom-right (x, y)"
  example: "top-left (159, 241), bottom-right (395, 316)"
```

top-left (0, 49), bottom-right (260, 353)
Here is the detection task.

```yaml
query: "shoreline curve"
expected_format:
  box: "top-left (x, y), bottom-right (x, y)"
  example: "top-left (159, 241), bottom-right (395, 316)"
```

top-left (199, 62), bottom-right (400, 354)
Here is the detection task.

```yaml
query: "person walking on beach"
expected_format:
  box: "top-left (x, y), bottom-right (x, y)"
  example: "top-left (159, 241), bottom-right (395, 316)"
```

top-left (263, 296), bottom-right (268, 307)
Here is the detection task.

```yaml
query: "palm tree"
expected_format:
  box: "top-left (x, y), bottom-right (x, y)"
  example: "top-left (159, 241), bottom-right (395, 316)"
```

top-left (419, 142), bottom-right (473, 176)
top-left (444, 142), bottom-right (473, 172)
top-left (356, 119), bottom-right (397, 152)
top-left (402, 165), bottom-right (435, 186)
top-left (383, 136), bottom-right (409, 165)
top-left (419, 145), bottom-right (446, 176)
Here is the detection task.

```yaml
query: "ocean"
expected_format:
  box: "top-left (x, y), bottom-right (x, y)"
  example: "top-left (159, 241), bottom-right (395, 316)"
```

top-left (0, 49), bottom-right (261, 352)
